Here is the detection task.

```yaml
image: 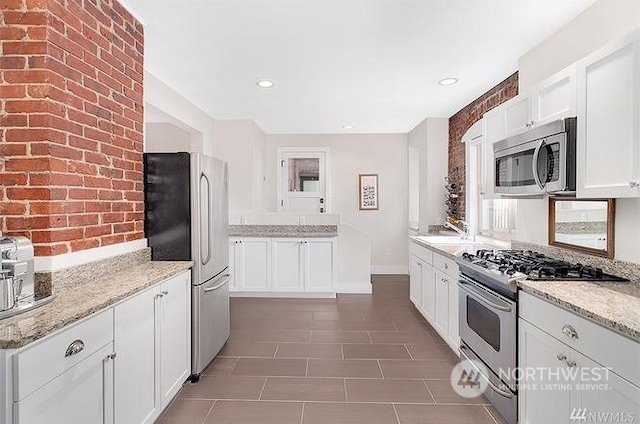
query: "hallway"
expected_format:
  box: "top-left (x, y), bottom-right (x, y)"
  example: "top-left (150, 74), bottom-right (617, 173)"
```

top-left (158, 276), bottom-right (504, 424)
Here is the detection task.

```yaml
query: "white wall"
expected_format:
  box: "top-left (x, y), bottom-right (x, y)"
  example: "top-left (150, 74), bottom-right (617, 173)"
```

top-left (212, 120), bottom-right (266, 218)
top-left (145, 122), bottom-right (191, 153)
top-left (515, 0), bottom-right (640, 264)
top-left (518, 0), bottom-right (640, 91)
top-left (264, 134), bottom-right (409, 274)
top-left (144, 72), bottom-right (215, 155)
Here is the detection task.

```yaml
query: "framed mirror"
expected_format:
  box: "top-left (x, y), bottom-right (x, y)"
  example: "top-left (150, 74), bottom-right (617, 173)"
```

top-left (548, 198), bottom-right (615, 259)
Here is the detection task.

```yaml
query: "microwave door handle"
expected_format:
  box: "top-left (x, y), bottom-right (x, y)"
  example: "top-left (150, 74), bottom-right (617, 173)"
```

top-left (532, 140), bottom-right (546, 190)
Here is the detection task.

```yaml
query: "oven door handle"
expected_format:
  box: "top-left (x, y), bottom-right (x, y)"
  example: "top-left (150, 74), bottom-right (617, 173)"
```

top-left (459, 345), bottom-right (514, 400)
top-left (459, 280), bottom-right (512, 312)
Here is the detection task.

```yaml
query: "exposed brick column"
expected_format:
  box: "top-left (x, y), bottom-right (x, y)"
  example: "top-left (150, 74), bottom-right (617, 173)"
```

top-left (448, 72), bottom-right (518, 220)
top-left (0, 0), bottom-right (144, 256)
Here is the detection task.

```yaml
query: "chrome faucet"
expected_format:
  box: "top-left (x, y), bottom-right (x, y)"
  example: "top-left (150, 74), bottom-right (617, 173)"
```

top-left (444, 220), bottom-right (470, 239)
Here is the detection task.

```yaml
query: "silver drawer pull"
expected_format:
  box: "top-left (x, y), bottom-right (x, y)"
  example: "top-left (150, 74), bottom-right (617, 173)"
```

top-left (107, 352), bottom-right (117, 360)
top-left (562, 324), bottom-right (578, 339)
top-left (65, 339), bottom-right (85, 357)
top-left (556, 353), bottom-right (566, 361)
top-left (566, 359), bottom-right (577, 368)
top-left (162, 290), bottom-right (168, 296)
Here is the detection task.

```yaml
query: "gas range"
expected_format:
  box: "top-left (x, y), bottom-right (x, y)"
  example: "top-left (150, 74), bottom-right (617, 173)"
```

top-left (457, 249), bottom-right (628, 300)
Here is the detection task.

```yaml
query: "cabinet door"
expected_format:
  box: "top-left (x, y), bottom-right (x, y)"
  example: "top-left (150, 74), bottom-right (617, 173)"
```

top-left (519, 319), bottom-right (573, 424)
top-left (16, 343), bottom-right (114, 424)
top-left (502, 94), bottom-right (532, 137)
top-left (229, 239), bottom-right (238, 290)
top-left (573, 350), bottom-right (640, 422)
top-left (304, 239), bottom-right (335, 292)
top-left (420, 263), bottom-right (435, 321)
top-left (433, 270), bottom-right (449, 338)
top-left (237, 239), bottom-right (271, 291)
top-left (272, 239), bottom-right (303, 291)
top-left (114, 286), bottom-right (158, 424)
top-left (531, 64), bottom-right (577, 126)
top-left (576, 29), bottom-right (640, 198)
top-left (160, 272), bottom-right (191, 409)
top-left (481, 106), bottom-right (504, 198)
top-left (409, 255), bottom-right (422, 307)
top-left (447, 280), bottom-right (459, 352)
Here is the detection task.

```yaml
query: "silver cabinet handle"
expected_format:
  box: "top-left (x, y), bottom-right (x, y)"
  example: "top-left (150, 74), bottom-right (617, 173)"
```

top-left (444, 263), bottom-right (449, 269)
top-left (162, 290), bottom-right (168, 296)
top-left (630, 181), bottom-right (639, 188)
top-left (65, 339), bottom-right (85, 357)
top-left (562, 324), bottom-right (579, 340)
top-left (557, 353), bottom-right (566, 361)
top-left (566, 359), bottom-right (577, 368)
top-left (107, 352), bottom-right (117, 360)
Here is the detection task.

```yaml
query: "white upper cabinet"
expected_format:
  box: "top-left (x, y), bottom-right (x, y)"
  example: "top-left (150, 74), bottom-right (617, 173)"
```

top-left (502, 64), bottom-right (577, 139)
top-left (481, 106), bottom-right (504, 198)
top-left (531, 64), bottom-right (577, 126)
top-left (576, 28), bottom-right (640, 198)
top-left (502, 93), bottom-right (533, 137)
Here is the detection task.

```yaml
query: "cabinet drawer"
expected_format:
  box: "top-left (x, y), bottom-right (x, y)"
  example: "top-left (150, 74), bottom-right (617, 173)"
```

top-left (520, 291), bottom-right (640, 387)
top-left (409, 241), bottom-right (433, 265)
top-left (13, 308), bottom-right (114, 401)
top-left (433, 253), bottom-right (458, 277)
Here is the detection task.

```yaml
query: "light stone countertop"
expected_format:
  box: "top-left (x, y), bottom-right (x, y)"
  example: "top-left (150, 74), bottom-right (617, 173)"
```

top-left (0, 261), bottom-right (193, 349)
top-left (518, 280), bottom-right (640, 342)
top-left (230, 224), bottom-right (338, 238)
top-left (409, 234), bottom-right (640, 342)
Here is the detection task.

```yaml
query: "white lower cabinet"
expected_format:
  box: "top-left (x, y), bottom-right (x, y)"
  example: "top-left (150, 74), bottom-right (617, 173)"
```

top-left (230, 237), bottom-right (336, 294)
top-left (519, 292), bottom-right (640, 424)
top-left (408, 240), bottom-right (460, 354)
top-left (114, 270), bottom-right (191, 424)
top-left (230, 238), bottom-right (271, 291)
top-left (16, 343), bottom-right (115, 424)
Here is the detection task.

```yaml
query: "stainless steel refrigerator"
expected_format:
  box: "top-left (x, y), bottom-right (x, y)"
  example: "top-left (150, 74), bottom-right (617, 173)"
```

top-left (143, 152), bottom-right (230, 381)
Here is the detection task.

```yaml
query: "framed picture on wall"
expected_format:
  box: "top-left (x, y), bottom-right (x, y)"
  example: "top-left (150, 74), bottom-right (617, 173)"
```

top-left (358, 174), bottom-right (379, 210)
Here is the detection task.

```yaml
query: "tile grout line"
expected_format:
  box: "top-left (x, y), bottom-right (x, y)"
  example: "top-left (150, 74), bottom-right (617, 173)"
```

top-left (376, 359), bottom-right (385, 379)
top-left (403, 343), bottom-right (413, 360)
top-left (485, 405), bottom-right (500, 424)
top-left (300, 402), bottom-right (305, 424)
top-left (343, 378), bottom-right (348, 402)
top-left (257, 376), bottom-right (269, 400)
top-left (305, 358), bottom-right (309, 377)
top-left (421, 379), bottom-right (437, 404)
top-left (200, 399), bottom-right (216, 424)
top-left (367, 331), bottom-right (373, 343)
top-left (273, 344), bottom-right (280, 358)
top-left (392, 403), bottom-right (401, 424)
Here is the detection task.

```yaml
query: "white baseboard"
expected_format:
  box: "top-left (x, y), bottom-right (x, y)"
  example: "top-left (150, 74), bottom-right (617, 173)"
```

top-left (336, 282), bottom-right (372, 294)
top-left (35, 239), bottom-right (148, 272)
top-left (370, 265), bottom-right (408, 275)
top-left (230, 291), bottom-right (337, 299)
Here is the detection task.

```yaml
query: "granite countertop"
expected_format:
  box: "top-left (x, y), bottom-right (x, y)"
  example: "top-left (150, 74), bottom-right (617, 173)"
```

top-left (0, 261), bottom-right (193, 349)
top-left (518, 279), bottom-right (640, 342)
top-left (230, 224), bottom-right (338, 238)
top-left (409, 235), bottom-right (502, 260)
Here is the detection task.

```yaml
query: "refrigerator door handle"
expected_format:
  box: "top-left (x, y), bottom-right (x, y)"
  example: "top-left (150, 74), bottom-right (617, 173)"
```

top-left (204, 274), bottom-right (231, 292)
top-left (200, 172), bottom-right (212, 266)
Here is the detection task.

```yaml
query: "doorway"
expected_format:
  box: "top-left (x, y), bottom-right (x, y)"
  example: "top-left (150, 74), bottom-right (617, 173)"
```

top-left (277, 148), bottom-right (330, 213)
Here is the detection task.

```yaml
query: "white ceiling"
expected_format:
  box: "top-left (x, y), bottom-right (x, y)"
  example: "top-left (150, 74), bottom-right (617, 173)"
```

top-left (119, 0), bottom-right (597, 134)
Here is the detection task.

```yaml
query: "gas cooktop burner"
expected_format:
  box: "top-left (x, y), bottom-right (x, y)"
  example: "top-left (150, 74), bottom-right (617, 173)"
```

top-left (460, 249), bottom-right (628, 282)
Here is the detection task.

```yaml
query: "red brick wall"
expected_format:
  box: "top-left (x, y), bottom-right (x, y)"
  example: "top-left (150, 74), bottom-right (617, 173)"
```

top-left (447, 72), bottom-right (518, 220)
top-left (0, 0), bottom-right (144, 256)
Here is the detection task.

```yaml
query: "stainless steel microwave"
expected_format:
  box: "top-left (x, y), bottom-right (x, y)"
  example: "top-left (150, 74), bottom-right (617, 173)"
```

top-left (493, 117), bottom-right (576, 195)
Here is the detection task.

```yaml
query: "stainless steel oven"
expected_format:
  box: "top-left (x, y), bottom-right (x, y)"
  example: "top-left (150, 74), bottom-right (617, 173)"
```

top-left (493, 117), bottom-right (576, 195)
top-left (458, 274), bottom-right (517, 423)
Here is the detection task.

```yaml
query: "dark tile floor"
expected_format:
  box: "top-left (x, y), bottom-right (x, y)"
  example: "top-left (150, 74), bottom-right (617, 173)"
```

top-left (157, 275), bottom-right (505, 424)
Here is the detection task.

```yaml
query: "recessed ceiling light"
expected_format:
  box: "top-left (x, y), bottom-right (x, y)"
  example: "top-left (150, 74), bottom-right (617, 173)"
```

top-left (438, 78), bottom-right (458, 86)
top-left (342, 125), bottom-right (355, 130)
top-left (256, 80), bottom-right (274, 88)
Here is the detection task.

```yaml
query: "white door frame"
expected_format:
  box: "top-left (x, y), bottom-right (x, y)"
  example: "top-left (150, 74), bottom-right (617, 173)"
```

top-left (277, 147), bottom-right (331, 214)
